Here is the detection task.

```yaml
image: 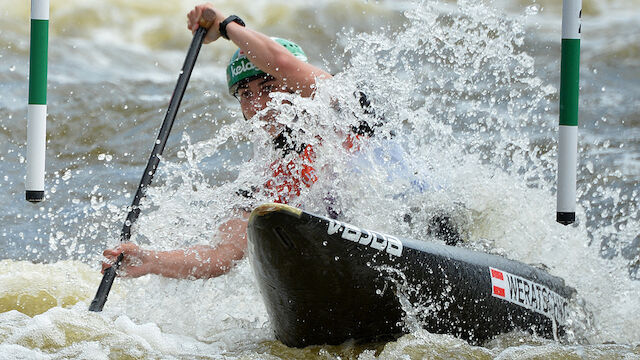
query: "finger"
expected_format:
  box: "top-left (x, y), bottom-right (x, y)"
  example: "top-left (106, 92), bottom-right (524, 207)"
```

top-left (101, 262), bottom-right (112, 274)
top-left (187, 11), bottom-right (197, 31)
top-left (119, 242), bottom-right (141, 255)
top-left (188, 21), bottom-right (199, 33)
top-left (103, 248), bottom-right (119, 257)
top-left (191, 8), bottom-right (202, 31)
top-left (118, 266), bottom-right (144, 278)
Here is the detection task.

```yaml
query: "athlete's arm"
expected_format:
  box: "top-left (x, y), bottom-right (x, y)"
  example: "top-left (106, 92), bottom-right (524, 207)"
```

top-left (187, 3), bottom-right (332, 97)
top-left (225, 27), bottom-right (332, 97)
top-left (102, 212), bottom-right (250, 279)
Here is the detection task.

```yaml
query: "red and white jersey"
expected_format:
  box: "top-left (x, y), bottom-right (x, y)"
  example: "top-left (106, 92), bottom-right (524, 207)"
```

top-left (264, 144), bottom-right (318, 204)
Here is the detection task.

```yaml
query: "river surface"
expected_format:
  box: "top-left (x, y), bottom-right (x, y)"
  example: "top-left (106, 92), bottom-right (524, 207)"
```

top-left (1, 0), bottom-right (639, 358)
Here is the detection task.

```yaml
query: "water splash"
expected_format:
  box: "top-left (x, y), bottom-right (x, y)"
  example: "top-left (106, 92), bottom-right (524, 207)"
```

top-left (1, 0), bottom-right (639, 357)
top-left (104, 0), bottom-right (640, 345)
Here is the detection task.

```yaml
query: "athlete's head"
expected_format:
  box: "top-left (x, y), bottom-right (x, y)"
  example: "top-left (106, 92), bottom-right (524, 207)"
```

top-left (226, 38), bottom-right (308, 121)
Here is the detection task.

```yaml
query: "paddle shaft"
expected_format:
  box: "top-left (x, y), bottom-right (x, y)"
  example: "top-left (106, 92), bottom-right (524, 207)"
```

top-left (89, 10), bottom-right (216, 312)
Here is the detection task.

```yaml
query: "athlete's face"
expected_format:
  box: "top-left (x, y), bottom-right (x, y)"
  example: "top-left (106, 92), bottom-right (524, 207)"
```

top-left (235, 76), bottom-right (285, 135)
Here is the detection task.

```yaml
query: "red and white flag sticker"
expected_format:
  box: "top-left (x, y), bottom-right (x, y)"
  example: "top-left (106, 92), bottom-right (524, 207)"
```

top-left (489, 267), bottom-right (569, 325)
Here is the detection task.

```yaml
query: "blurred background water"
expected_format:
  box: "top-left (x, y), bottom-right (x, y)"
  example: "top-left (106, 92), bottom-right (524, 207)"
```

top-left (0, 0), bottom-right (639, 358)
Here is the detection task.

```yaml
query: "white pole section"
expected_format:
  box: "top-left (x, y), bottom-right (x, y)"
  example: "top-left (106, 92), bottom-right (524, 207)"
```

top-left (26, 0), bottom-right (49, 203)
top-left (557, 0), bottom-right (581, 225)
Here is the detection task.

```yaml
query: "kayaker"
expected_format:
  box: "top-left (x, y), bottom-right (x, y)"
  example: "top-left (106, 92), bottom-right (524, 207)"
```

top-left (102, 3), bottom-right (461, 279)
top-left (102, 3), bottom-right (335, 279)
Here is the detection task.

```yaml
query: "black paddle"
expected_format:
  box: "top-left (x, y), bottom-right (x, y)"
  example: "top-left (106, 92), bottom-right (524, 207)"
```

top-left (89, 8), bottom-right (217, 312)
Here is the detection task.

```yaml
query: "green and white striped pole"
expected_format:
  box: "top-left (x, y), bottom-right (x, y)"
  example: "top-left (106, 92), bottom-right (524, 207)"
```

top-left (557, 0), bottom-right (581, 225)
top-left (26, 0), bottom-right (49, 203)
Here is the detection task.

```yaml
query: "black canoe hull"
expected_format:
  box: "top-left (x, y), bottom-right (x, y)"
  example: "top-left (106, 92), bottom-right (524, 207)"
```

top-left (247, 203), bottom-right (575, 347)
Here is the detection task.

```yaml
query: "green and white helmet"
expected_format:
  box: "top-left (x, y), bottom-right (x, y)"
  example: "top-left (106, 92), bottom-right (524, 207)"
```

top-left (226, 37), bottom-right (308, 95)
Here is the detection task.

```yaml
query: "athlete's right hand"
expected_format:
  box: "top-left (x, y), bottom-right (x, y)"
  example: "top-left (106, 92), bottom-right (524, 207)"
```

top-left (102, 242), bottom-right (157, 278)
top-left (187, 3), bottom-right (226, 44)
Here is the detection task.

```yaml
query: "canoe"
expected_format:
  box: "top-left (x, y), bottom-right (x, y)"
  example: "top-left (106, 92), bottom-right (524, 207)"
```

top-left (247, 203), bottom-right (575, 347)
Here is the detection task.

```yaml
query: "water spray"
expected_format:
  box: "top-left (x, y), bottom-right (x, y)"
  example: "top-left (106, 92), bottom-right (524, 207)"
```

top-left (557, 0), bottom-right (581, 225)
top-left (25, 0), bottom-right (49, 203)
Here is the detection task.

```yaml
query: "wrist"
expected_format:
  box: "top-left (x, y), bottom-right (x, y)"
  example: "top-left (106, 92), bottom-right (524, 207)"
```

top-left (212, 13), bottom-right (226, 36)
top-left (219, 15), bottom-right (246, 40)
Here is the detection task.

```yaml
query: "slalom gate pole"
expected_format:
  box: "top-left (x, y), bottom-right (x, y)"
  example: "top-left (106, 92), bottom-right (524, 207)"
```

top-left (26, 0), bottom-right (49, 203)
top-left (557, 0), bottom-right (581, 225)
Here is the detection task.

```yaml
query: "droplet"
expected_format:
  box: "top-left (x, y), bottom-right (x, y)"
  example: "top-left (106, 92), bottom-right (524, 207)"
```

top-left (525, 4), bottom-right (539, 15)
top-left (586, 161), bottom-right (594, 174)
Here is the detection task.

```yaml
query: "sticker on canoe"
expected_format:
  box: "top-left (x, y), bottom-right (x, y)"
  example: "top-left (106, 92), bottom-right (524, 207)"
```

top-left (325, 219), bottom-right (403, 257)
top-left (489, 267), bottom-right (569, 325)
